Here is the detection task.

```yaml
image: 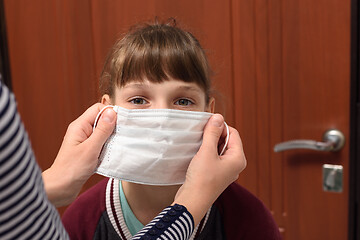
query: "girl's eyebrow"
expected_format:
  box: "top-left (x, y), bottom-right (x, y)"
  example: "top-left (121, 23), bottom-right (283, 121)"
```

top-left (176, 85), bottom-right (202, 93)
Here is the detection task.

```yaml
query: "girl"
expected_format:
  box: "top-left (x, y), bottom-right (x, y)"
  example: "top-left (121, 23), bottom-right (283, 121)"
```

top-left (62, 21), bottom-right (281, 240)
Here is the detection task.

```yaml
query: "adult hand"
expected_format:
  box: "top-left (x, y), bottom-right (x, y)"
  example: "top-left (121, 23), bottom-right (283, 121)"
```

top-left (42, 103), bottom-right (116, 207)
top-left (173, 114), bottom-right (246, 226)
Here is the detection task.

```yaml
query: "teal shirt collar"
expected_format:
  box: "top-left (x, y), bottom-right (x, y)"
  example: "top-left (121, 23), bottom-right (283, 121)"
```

top-left (119, 181), bottom-right (145, 235)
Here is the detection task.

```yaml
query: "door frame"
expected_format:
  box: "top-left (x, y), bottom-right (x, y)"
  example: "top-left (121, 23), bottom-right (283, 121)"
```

top-left (0, 0), bottom-right (11, 89)
top-left (349, 0), bottom-right (360, 239)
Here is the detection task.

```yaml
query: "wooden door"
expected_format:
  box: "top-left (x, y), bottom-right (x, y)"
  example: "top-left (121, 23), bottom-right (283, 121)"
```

top-left (231, 0), bottom-right (350, 239)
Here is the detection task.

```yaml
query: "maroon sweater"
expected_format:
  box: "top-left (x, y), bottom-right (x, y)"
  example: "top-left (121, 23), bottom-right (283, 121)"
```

top-left (62, 178), bottom-right (281, 240)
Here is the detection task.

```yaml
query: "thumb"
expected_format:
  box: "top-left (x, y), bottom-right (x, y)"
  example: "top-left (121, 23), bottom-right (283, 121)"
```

top-left (88, 108), bottom-right (116, 150)
top-left (200, 114), bottom-right (224, 153)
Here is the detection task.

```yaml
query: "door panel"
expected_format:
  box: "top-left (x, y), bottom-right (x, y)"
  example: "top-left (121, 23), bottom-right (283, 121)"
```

top-left (231, 0), bottom-right (350, 239)
top-left (282, 0), bottom-right (350, 238)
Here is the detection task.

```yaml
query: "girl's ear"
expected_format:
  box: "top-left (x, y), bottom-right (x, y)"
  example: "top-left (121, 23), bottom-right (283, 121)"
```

top-left (207, 97), bottom-right (216, 113)
top-left (101, 94), bottom-right (112, 105)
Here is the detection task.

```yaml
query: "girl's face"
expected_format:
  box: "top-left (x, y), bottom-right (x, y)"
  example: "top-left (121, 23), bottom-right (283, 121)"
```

top-left (102, 79), bottom-right (215, 113)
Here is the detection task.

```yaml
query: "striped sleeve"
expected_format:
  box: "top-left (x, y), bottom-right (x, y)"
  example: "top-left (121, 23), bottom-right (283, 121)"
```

top-left (0, 82), bottom-right (69, 240)
top-left (132, 204), bottom-right (194, 240)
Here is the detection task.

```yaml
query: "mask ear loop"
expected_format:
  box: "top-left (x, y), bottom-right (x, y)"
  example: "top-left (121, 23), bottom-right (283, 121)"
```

top-left (219, 122), bottom-right (230, 156)
top-left (93, 105), bottom-right (116, 132)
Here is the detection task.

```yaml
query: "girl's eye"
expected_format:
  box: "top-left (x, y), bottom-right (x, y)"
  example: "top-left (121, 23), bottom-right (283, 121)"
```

top-left (130, 98), bottom-right (147, 105)
top-left (175, 99), bottom-right (194, 106)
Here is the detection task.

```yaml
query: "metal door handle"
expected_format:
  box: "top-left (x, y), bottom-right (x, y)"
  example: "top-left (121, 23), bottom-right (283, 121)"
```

top-left (273, 129), bottom-right (345, 152)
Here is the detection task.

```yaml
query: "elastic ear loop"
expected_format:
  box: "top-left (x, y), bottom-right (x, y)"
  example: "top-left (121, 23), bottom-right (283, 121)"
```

top-left (93, 105), bottom-right (116, 132)
top-left (219, 122), bottom-right (230, 156)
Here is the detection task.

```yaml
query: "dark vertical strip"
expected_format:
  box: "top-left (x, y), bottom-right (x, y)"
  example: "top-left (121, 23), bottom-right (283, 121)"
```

top-left (0, 0), bottom-right (12, 90)
top-left (349, 0), bottom-right (359, 239)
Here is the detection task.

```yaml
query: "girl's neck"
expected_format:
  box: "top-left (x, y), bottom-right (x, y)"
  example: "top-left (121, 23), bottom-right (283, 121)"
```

top-left (122, 181), bottom-right (180, 225)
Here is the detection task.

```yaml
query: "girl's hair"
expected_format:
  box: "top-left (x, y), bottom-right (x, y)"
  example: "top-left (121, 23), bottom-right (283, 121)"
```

top-left (100, 20), bottom-right (212, 103)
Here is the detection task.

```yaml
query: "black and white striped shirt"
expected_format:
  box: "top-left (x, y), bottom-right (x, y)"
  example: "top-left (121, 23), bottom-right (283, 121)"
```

top-left (0, 81), bottom-right (69, 239)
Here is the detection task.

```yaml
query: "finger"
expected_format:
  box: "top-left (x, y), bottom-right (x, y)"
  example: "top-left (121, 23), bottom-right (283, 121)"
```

top-left (199, 114), bottom-right (225, 153)
top-left (78, 103), bottom-right (107, 126)
top-left (86, 108), bottom-right (117, 152)
top-left (221, 127), bottom-right (247, 171)
top-left (71, 103), bottom-right (107, 137)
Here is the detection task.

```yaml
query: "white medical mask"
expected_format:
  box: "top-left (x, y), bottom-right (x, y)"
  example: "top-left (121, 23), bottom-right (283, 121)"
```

top-left (94, 105), bottom-right (229, 186)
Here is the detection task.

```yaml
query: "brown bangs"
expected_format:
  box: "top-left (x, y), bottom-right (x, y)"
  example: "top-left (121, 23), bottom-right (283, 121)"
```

top-left (100, 22), bottom-right (212, 99)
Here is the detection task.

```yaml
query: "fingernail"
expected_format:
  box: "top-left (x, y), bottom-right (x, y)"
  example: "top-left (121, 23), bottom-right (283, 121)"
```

top-left (210, 114), bottom-right (224, 127)
top-left (101, 109), bottom-right (116, 123)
